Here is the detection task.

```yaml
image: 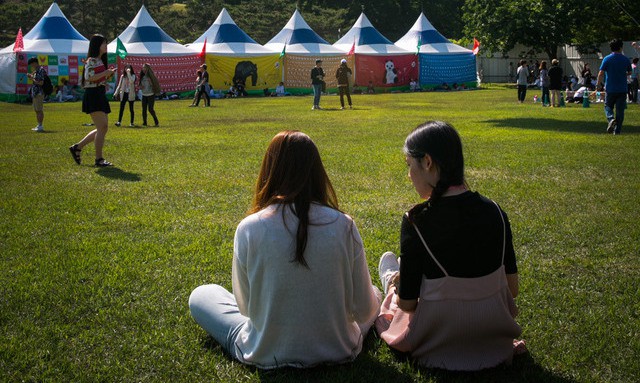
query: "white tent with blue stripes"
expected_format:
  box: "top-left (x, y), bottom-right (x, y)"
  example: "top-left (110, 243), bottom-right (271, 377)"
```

top-left (264, 9), bottom-right (344, 55)
top-left (188, 8), bottom-right (273, 56)
top-left (107, 5), bottom-right (195, 55)
top-left (0, 2), bottom-right (88, 55)
top-left (395, 12), bottom-right (476, 86)
top-left (105, 5), bottom-right (201, 94)
top-left (0, 2), bottom-right (89, 101)
top-left (333, 12), bottom-right (410, 55)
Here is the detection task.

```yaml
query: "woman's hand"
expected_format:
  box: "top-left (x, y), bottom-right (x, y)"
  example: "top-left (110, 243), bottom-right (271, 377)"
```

top-left (395, 295), bottom-right (418, 312)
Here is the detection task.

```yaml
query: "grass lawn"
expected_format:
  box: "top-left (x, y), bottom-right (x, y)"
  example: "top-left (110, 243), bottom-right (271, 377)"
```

top-left (1, 85), bottom-right (638, 382)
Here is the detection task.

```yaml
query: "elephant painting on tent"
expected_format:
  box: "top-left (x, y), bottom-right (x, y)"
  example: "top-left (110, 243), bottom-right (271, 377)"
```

top-left (233, 61), bottom-right (258, 86)
top-left (206, 55), bottom-right (281, 94)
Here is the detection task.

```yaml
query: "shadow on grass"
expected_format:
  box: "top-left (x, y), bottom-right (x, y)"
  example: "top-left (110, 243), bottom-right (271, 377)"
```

top-left (200, 333), bottom-right (577, 383)
top-left (484, 117), bottom-right (640, 135)
top-left (412, 352), bottom-right (579, 383)
top-left (95, 167), bottom-right (141, 182)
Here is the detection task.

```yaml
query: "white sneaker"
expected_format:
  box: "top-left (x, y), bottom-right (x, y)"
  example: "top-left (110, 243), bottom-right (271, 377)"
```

top-left (32, 125), bottom-right (43, 132)
top-left (378, 251), bottom-right (399, 294)
top-left (311, 105), bottom-right (316, 110)
top-left (340, 106), bottom-right (345, 110)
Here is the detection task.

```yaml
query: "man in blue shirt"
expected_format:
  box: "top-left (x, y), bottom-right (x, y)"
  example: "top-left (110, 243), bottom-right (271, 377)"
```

top-left (597, 39), bottom-right (632, 135)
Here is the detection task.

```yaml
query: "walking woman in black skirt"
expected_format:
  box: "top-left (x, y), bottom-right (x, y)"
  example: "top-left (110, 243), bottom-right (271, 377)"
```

top-left (68, 34), bottom-right (116, 167)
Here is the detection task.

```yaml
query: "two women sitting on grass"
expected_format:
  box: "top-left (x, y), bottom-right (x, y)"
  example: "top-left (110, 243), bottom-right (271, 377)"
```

top-left (189, 122), bottom-right (522, 371)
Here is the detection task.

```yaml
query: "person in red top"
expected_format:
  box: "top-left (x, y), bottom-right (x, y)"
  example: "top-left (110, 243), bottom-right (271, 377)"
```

top-left (68, 34), bottom-right (116, 167)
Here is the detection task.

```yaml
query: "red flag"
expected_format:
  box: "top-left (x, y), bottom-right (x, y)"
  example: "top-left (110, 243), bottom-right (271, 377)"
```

top-left (13, 27), bottom-right (24, 52)
top-left (472, 38), bottom-right (480, 55)
top-left (348, 37), bottom-right (356, 55)
top-left (198, 38), bottom-right (207, 59)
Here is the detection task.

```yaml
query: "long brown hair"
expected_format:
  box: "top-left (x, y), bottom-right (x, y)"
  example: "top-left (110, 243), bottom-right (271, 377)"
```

top-left (139, 63), bottom-right (161, 95)
top-left (250, 131), bottom-right (339, 268)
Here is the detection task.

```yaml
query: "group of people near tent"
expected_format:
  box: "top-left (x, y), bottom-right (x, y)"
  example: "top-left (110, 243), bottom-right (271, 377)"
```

top-left (0, 3), bottom-right (478, 103)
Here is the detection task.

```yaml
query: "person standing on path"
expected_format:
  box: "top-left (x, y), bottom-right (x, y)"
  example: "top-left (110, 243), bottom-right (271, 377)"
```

top-left (68, 34), bottom-right (116, 167)
top-left (336, 59), bottom-right (353, 109)
top-left (311, 59), bottom-right (325, 110)
top-left (597, 39), bottom-right (632, 135)
top-left (516, 60), bottom-right (528, 103)
top-left (27, 57), bottom-right (47, 132)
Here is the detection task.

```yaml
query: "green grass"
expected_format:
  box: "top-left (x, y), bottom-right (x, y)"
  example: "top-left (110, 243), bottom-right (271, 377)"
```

top-left (1, 86), bottom-right (639, 382)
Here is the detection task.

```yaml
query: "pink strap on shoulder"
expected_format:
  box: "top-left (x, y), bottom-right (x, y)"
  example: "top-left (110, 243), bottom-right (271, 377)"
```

top-left (408, 212), bottom-right (449, 276)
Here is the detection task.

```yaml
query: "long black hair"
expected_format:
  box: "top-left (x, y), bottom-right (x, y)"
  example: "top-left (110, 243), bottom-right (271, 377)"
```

top-left (82, 34), bottom-right (108, 87)
top-left (404, 121), bottom-right (465, 207)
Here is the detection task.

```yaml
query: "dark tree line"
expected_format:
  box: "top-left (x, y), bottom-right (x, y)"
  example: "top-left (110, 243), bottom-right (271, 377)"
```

top-left (0, 0), bottom-right (464, 47)
top-left (1, 0), bottom-right (637, 60)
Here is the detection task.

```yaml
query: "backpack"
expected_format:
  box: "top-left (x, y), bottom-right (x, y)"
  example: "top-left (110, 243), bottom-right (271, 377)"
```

top-left (42, 74), bottom-right (53, 96)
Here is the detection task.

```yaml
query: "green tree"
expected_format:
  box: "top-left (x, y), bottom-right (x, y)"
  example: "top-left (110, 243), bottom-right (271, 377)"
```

top-left (463, 0), bottom-right (577, 60)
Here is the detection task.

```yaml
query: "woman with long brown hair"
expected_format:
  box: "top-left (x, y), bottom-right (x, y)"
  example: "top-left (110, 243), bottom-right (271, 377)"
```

top-left (189, 131), bottom-right (380, 369)
top-left (139, 63), bottom-right (161, 126)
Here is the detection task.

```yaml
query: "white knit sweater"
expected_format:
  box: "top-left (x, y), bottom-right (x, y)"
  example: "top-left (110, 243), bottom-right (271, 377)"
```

top-left (231, 203), bottom-right (379, 369)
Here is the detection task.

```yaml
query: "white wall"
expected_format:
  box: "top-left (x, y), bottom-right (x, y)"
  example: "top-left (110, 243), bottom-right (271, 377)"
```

top-left (476, 42), bottom-right (639, 83)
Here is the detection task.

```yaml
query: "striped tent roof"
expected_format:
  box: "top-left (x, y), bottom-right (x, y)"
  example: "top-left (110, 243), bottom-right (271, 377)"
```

top-left (395, 12), bottom-right (472, 54)
top-left (189, 8), bottom-right (273, 56)
top-left (333, 13), bottom-right (410, 55)
top-left (107, 5), bottom-right (195, 55)
top-left (0, 2), bottom-right (88, 54)
top-left (264, 9), bottom-right (344, 55)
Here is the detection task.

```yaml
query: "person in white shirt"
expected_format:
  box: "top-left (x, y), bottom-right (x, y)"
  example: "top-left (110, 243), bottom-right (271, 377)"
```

top-left (189, 131), bottom-right (381, 369)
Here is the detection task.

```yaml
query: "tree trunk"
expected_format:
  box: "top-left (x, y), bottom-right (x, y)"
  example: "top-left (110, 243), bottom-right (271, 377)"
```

top-left (545, 45), bottom-right (558, 61)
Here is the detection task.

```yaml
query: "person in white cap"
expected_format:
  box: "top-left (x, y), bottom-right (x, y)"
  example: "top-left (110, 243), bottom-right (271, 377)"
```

top-left (335, 58), bottom-right (353, 109)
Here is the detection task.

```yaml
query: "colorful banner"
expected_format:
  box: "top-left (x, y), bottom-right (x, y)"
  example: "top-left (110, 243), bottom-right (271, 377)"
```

top-left (117, 54), bottom-right (203, 93)
top-left (354, 54), bottom-right (418, 87)
top-left (419, 53), bottom-right (476, 85)
top-left (205, 54), bottom-right (281, 92)
top-left (15, 52), bottom-right (86, 95)
top-left (283, 55), bottom-right (350, 89)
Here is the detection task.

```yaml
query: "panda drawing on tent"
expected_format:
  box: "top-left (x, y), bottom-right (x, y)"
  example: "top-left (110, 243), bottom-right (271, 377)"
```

top-left (384, 59), bottom-right (398, 84)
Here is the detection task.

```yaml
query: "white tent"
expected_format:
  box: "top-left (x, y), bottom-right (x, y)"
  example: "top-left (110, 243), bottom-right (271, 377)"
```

top-left (107, 5), bottom-right (195, 55)
top-left (333, 13), bottom-right (411, 55)
top-left (0, 2), bottom-right (88, 55)
top-left (106, 5), bottom-right (201, 94)
top-left (188, 8), bottom-right (273, 56)
top-left (261, 9), bottom-right (347, 92)
top-left (0, 2), bottom-right (89, 101)
top-left (332, 12), bottom-right (416, 88)
top-left (264, 9), bottom-right (345, 55)
top-left (396, 12), bottom-right (476, 86)
top-left (395, 12), bottom-right (472, 54)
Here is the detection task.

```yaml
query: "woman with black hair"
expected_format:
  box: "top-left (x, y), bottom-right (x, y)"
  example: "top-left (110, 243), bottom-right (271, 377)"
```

top-left (69, 34), bottom-right (116, 167)
top-left (376, 121), bottom-right (522, 371)
top-left (189, 131), bottom-right (380, 369)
